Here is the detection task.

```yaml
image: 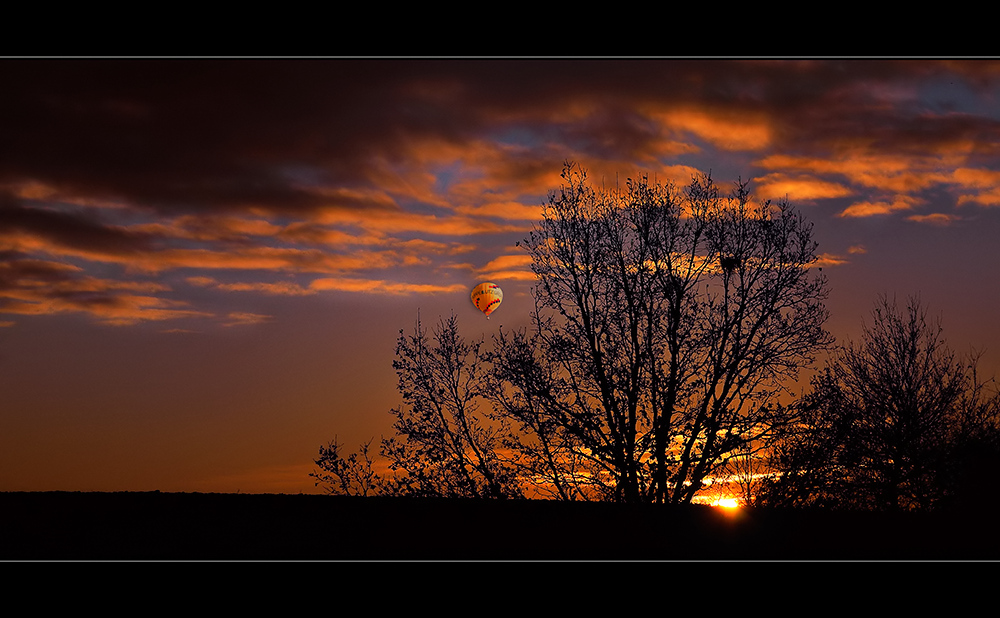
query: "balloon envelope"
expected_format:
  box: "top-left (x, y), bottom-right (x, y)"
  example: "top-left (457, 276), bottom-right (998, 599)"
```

top-left (471, 282), bottom-right (503, 317)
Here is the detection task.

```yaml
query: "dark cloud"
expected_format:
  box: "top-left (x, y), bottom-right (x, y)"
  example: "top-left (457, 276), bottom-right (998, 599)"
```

top-left (0, 59), bottom-right (433, 214)
top-left (0, 194), bottom-right (156, 256)
top-left (5, 58), bottom-right (1000, 219)
top-left (0, 252), bottom-right (80, 289)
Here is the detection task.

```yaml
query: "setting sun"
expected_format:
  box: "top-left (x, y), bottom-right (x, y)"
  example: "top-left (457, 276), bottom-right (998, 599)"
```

top-left (712, 498), bottom-right (741, 509)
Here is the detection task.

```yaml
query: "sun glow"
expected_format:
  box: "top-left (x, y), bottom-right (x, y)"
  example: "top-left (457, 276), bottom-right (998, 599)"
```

top-left (712, 497), bottom-right (741, 509)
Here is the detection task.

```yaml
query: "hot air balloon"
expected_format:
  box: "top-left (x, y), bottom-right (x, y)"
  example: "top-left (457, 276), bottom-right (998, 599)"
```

top-left (471, 282), bottom-right (503, 319)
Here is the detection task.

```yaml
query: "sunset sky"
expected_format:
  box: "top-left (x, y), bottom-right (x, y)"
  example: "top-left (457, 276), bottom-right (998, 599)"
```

top-left (4, 57), bottom-right (1000, 495)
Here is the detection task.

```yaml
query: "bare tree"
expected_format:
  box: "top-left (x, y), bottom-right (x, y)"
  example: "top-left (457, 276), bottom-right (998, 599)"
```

top-left (313, 314), bottom-right (522, 499)
top-left (761, 295), bottom-right (1000, 511)
top-left (488, 164), bottom-right (832, 504)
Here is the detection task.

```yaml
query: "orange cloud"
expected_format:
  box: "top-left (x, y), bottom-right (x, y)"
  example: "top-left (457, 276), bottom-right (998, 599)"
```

top-left (649, 106), bottom-right (772, 151)
top-left (758, 153), bottom-right (955, 194)
top-left (957, 189), bottom-right (1000, 207)
top-left (754, 173), bottom-right (853, 202)
top-left (838, 195), bottom-right (921, 218)
top-left (5, 179), bottom-right (130, 209)
top-left (394, 238), bottom-right (478, 256)
top-left (185, 276), bottom-right (216, 287)
top-left (222, 312), bottom-right (273, 326)
top-left (577, 162), bottom-right (706, 192)
top-left (476, 254), bottom-right (535, 281)
top-left (847, 245), bottom-right (867, 254)
top-left (952, 167), bottom-right (1000, 188)
top-left (140, 247), bottom-right (401, 274)
top-left (757, 158), bottom-right (1000, 211)
top-left (314, 207), bottom-right (525, 237)
top-left (653, 164), bottom-right (713, 187)
top-left (276, 222), bottom-right (385, 247)
top-left (478, 270), bottom-right (537, 282)
top-left (187, 276), bottom-right (315, 296)
top-left (907, 213), bottom-right (960, 225)
top-left (813, 253), bottom-right (849, 268)
top-left (953, 169), bottom-right (1000, 206)
top-left (309, 277), bottom-right (466, 295)
top-left (137, 214), bottom-right (285, 242)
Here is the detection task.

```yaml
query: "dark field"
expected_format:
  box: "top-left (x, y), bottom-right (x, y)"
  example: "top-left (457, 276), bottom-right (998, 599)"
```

top-left (2, 491), bottom-right (997, 560)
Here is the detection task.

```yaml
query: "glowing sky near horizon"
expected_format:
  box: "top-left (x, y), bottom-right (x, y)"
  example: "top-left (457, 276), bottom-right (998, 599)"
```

top-left (4, 58), bottom-right (1000, 494)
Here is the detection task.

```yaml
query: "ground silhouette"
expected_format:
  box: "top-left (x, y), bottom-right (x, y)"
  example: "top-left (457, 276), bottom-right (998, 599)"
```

top-left (2, 491), bottom-right (997, 560)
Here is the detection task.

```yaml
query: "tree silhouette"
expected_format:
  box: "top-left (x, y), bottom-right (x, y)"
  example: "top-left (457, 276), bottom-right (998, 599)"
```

top-left (761, 295), bottom-right (1000, 511)
top-left (486, 164), bottom-right (832, 503)
top-left (315, 164), bottom-right (832, 504)
top-left (313, 314), bottom-right (522, 499)
top-left (312, 438), bottom-right (380, 497)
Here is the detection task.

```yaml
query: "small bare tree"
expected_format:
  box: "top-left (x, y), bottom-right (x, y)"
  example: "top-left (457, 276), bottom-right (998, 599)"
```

top-left (311, 438), bottom-right (380, 497)
top-left (313, 315), bottom-right (522, 499)
top-left (762, 295), bottom-right (1000, 511)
